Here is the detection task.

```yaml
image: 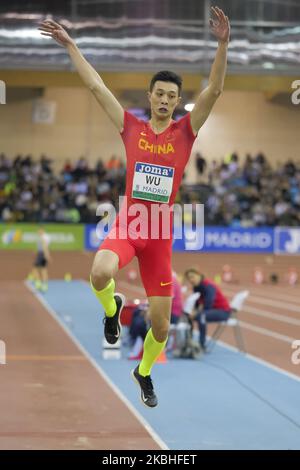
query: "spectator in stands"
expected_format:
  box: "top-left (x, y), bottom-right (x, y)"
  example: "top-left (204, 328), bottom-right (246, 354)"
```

top-left (62, 159), bottom-right (73, 173)
top-left (95, 158), bottom-right (106, 178)
top-left (195, 152), bottom-right (206, 181)
top-left (184, 268), bottom-right (231, 350)
top-left (106, 154), bottom-right (121, 170)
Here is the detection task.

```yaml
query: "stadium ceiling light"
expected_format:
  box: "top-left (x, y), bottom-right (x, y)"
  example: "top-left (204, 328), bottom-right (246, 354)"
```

top-left (0, 28), bottom-right (41, 39)
top-left (263, 62), bottom-right (275, 69)
top-left (184, 103), bottom-right (195, 112)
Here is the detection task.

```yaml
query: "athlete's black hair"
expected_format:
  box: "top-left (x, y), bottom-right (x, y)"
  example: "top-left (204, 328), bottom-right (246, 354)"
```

top-left (149, 70), bottom-right (182, 96)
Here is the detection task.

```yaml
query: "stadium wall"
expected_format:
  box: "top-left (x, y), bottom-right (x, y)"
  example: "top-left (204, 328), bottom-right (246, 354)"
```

top-left (0, 88), bottom-right (299, 182)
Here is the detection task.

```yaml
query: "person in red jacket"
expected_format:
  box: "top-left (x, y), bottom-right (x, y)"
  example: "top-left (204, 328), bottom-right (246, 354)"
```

top-left (185, 268), bottom-right (231, 350)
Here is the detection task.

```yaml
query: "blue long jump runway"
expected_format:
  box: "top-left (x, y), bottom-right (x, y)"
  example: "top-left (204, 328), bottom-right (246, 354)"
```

top-left (28, 280), bottom-right (300, 450)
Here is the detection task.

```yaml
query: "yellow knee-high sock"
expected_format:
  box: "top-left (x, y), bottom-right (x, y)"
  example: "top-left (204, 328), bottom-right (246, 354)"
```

top-left (90, 277), bottom-right (117, 317)
top-left (139, 328), bottom-right (167, 377)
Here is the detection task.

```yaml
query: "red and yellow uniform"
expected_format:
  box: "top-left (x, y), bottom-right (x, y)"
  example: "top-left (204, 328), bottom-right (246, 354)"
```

top-left (100, 110), bottom-right (197, 296)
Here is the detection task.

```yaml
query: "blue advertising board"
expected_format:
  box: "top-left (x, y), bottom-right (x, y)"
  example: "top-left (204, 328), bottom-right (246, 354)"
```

top-left (85, 224), bottom-right (109, 251)
top-left (172, 226), bottom-right (274, 253)
top-left (85, 224), bottom-right (275, 253)
top-left (274, 228), bottom-right (300, 255)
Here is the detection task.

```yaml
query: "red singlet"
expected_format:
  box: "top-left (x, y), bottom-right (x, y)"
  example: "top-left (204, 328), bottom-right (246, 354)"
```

top-left (99, 110), bottom-right (197, 296)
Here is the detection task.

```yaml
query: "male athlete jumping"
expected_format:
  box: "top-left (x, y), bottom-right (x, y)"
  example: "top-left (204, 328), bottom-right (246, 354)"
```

top-left (39, 6), bottom-right (230, 407)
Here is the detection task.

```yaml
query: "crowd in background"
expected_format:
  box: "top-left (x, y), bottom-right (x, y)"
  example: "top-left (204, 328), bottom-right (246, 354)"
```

top-left (0, 153), bottom-right (125, 224)
top-left (179, 152), bottom-right (300, 227)
top-left (0, 151), bottom-right (300, 226)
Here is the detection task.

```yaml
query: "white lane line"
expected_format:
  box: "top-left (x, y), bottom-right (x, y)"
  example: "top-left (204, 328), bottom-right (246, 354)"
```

top-left (25, 281), bottom-right (168, 451)
top-left (215, 340), bottom-right (300, 383)
top-left (239, 321), bottom-right (295, 343)
top-left (223, 288), bottom-right (300, 313)
top-left (243, 296), bottom-right (300, 313)
top-left (241, 305), bottom-right (300, 326)
top-left (223, 285), bottom-right (300, 306)
top-left (221, 294), bottom-right (300, 326)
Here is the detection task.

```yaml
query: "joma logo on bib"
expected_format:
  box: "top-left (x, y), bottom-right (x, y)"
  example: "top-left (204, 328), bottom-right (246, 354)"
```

top-left (138, 164), bottom-right (172, 177)
top-left (132, 162), bottom-right (174, 203)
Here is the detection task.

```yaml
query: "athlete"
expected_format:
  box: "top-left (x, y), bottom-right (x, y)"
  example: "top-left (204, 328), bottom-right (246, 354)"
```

top-left (39, 6), bottom-right (230, 407)
top-left (30, 227), bottom-right (51, 292)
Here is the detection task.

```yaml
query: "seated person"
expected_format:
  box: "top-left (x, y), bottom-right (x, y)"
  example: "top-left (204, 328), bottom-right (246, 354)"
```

top-left (184, 268), bottom-right (231, 350)
top-left (128, 304), bottom-right (148, 359)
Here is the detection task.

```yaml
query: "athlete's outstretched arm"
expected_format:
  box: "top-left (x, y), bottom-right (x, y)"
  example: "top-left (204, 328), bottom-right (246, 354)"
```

top-left (38, 19), bottom-right (124, 132)
top-left (190, 7), bottom-right (230, 134)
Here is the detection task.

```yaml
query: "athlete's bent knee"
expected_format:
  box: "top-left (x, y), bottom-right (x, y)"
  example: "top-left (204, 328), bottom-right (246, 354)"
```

top-left (152, 326), bottom-right (169, 343)
top-left (90, 265), bottom-right (114, 291)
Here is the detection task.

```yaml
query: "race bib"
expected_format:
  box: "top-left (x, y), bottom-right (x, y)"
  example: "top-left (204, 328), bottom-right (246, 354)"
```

top-left (132, 162), bottom-right (174, 203)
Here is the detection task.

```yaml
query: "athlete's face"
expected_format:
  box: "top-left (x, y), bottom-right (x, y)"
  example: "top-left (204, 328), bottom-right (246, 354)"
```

top-left (186, 272), bottom-right (201, 286)
top-left (148, 81), bottom-right (181, 119)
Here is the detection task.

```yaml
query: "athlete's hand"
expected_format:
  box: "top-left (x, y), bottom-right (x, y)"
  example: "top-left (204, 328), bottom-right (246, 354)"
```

top-left (38, 19), bottom-right (74, 47)
top-left (209, 6), bottom-right (230, 44)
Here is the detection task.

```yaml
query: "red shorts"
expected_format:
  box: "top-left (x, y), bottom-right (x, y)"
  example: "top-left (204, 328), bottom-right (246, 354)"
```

top-left (99, 219), bottom-right (173, 297)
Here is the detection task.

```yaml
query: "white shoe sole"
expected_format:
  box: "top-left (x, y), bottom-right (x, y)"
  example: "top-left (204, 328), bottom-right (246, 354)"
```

top-left (114, 292), bottom-right (125, 340)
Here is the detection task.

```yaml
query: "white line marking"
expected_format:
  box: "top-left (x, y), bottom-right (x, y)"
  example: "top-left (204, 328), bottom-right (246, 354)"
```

top-left (25, 281), bottom-right (168, 450)
top-left (240, 306), bottom-right (300, 326)
top-left (215, 339), bottom-right (300, 383)
top-left (239, 320), bottom-right (295, 343)
top-left (223, 287), bottom-right (300, 313)
top-left (223, 285), bottom-right (300, 307)
top-left (242, 295), bottom-right (300, 313)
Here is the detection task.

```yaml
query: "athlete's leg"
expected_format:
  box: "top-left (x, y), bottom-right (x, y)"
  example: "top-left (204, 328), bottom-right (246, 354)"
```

top-left (136, 239), bottom-right (173, 377)
top-left (131, 293), bottom-right (171, 407)
top-left (35, 267), bottom-right (43, 290)
top-left (28, 267), bottom-right (38, 282)
top-left (90, 249), bottom-right (120, 317)
top-left (40, 267), bottom-right (48, 292)
top-left (90, 249), bottom-right (119, 290)
top-left (90, 230), bottom-right (137, 316)
top-left (33, 253), bottom-right (44, 289)
top-left (40, 267), bottom-right (48, 284)
top-left (90, 234), bottom-right (137, 344)
top-left (138, 296), bottom-right (171, 377)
